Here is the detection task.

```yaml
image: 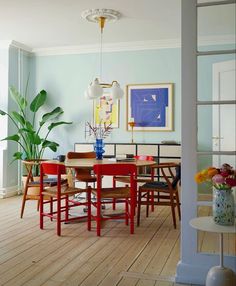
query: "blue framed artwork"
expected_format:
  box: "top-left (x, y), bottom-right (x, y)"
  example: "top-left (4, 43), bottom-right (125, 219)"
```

top-left (127, 83), bottom-right (173, 131)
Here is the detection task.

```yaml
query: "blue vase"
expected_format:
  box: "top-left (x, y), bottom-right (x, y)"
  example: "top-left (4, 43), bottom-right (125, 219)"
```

top-left (213, 188), bottom-right (235, 226)
top-left (94, 139), bottom-right (105, 160)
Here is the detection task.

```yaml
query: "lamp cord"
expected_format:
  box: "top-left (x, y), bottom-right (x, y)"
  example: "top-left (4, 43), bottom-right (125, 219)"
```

top-left (99, 26), bottom-right (103, 82)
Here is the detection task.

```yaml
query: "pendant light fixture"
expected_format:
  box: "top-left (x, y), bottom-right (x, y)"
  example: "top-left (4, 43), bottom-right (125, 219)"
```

top-left (82, 9), bottom-right (124, 100)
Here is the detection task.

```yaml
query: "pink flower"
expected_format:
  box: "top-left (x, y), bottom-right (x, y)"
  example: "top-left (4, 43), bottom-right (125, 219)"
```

top-left (212, 174), bottom-right (225, 184)
top-left (226, 178), bottom-right (236, 187)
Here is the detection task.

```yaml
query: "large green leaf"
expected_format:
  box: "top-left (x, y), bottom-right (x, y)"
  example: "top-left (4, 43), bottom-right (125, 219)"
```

top-left (9, 86), bottom-right (27, 110)
top-left (1, 134), bottom-right (20, 142)
top-left (30, 90), bottom-right (47, 112)
top-left (13, 152), bottom-right (23, 160)
top-left (0, 110), bottom-right (6, 115)
top-left (25, 121), bottom-right (34, 132)
top-left (28, 133), bottom-right (41, 145)
top-left (11, 111), bottom-right (25, 126)
top-left (40, 107), bottom-right (64, 125)
top-left (48, 121), bottom-right (72, 131)
top-left (19, 128), bottom-right (31, 134)
top-left (42, 140), bottom-right (59, 152)
top-left (9, 151), bottom-right (24, 164)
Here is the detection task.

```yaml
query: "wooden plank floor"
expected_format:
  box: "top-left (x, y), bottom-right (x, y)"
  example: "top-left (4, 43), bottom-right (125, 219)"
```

top-left (0, 196), bottom-right (219, 286)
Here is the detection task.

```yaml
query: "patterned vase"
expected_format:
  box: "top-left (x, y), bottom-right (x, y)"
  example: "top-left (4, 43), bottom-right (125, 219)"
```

top-left (94, 139), bottom-right (105, 160)
top-left (213, 188), bottom-right (235, 226)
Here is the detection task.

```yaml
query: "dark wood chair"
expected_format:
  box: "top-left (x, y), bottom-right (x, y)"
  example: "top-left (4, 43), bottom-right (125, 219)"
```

top-left (137, 162), bottom-right (181, 228)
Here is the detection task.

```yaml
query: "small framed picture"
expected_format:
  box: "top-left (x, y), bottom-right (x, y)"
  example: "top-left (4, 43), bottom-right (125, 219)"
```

top-left (127, 83), bottom-right (174, 131)
top-left (94, 94), bottom-right (119, 128)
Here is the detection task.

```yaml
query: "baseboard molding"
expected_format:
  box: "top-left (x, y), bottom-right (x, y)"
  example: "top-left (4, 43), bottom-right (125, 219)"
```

top-left (0, 185), bottom-right (20, 199)
top-left (175, 261), bottom-right (206, 285)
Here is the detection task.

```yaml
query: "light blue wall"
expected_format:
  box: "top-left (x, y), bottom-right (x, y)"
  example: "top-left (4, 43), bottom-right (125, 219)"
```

top-left (31, 48), bottom-right (181, 158)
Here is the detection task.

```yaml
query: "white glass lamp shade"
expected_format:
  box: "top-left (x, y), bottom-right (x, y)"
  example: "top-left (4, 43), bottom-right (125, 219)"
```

top-left (84, 88), bottom-right (91, 99)
top-left (111, 81), bottom-right (124, 99)
top-left (87, 78), bottom-right (103, 99)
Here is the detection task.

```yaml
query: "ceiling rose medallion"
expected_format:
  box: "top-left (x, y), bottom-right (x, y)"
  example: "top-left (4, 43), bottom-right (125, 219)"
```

top-left (81, 9), bottom-right (121, 23)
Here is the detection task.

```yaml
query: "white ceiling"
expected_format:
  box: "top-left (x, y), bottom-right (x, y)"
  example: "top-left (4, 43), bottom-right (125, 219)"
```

top-left (0, 0), bottom-right (235, 51)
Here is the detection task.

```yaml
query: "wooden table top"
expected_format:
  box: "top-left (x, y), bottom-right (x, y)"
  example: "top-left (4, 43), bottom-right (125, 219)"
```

top-left (64, 158), bottom-right (156, 169)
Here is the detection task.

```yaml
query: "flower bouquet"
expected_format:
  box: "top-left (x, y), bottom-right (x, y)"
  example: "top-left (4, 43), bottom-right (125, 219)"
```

top-left (195, 163), bottom-right (236, 190)
top-left (195, 163), bottom-right (236, 225)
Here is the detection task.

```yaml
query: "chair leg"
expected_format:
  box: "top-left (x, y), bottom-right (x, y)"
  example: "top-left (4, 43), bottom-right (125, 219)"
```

top-left (37, 199), bottom-right (40, 211)
top-left (146, 191), bottom-right (150, 217)
top-left (125, 199), bottom-right (128, 225)
top-left (96, 199), bottom-right (101, 237)
top-left (151, 190), bottom-right (155, 212)
top-left (112, 178), bottom-right (116, 210)
top-left (137, 190), bottom-right (142, 226)
top-left (50, 198), bottom-right (53, 221)
top-left (65, 195), bottom-right (69, 221)
top-left (20, 183), bottom-right (30, 218)
top-left (40, 195), bottom-right (43, 230)
top-left (130, 197), bottom-right (135, 234)
top-left (57, 195), bottom-right (61, 236)
top-left (87, 188), bottom-right (91, 231)
top-left (175, 191), bottom-right (181, 220)
top-left (170, 192), bottom-right (177, 229)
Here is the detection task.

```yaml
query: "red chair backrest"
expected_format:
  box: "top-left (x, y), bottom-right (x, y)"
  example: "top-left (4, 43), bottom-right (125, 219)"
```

top-left (94, 164), bottom-right (137, 197)
top-left (40, 162), bottom-right (66, 176)
top-left (134, 155), bottom-right (154, 161)
top-left (93, 164), bottom-right (136, 177)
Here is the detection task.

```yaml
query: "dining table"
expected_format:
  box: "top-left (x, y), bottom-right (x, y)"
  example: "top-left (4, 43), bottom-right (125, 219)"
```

top-left (64, 157), bottom-right (156, 169)
top-left (64, 157), bottom-right (156, 217)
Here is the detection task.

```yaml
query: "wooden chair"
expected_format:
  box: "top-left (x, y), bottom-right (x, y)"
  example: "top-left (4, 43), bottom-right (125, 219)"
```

top-left (113, 155), bottom-right (154, 184)
top-left (67, 151), bottom-right (97, 210)
top-left (20, 159), bottom-right (59, 218)
top-left (89, 164), bottom-right (137, 236)
top-left (137, 162), bottom-right (181, 228)
top-left (40, 162), bottom-right (91, 236)
top-left (67, 151), bottom-right (97, 184)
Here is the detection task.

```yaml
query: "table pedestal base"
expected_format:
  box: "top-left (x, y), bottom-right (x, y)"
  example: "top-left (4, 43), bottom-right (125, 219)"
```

top-left (206, 266), bottom-right (236, 286)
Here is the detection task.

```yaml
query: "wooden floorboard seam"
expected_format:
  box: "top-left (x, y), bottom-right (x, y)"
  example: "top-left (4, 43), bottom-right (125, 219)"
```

top-left (120, 272), bottom-right (176, 282)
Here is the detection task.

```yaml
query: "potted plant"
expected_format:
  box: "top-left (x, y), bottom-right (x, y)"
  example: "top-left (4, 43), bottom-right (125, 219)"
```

top-left (0, 86), bottom-right (72, 177)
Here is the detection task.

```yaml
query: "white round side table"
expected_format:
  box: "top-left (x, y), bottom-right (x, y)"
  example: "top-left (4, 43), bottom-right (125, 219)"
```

top-left (190, 216), bottom-right (236, 286)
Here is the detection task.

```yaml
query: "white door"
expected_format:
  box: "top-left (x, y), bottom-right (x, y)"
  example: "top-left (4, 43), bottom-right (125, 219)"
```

top-left (212, 60), bottom-right (236, 166)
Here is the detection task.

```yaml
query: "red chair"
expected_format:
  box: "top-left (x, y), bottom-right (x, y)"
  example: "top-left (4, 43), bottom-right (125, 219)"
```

top-left (112, 155), bottom-right (154, 210)
top-left (89, 164), bottom-right (137, 236)
top-left (40, 162), bottom-right (91, 236)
